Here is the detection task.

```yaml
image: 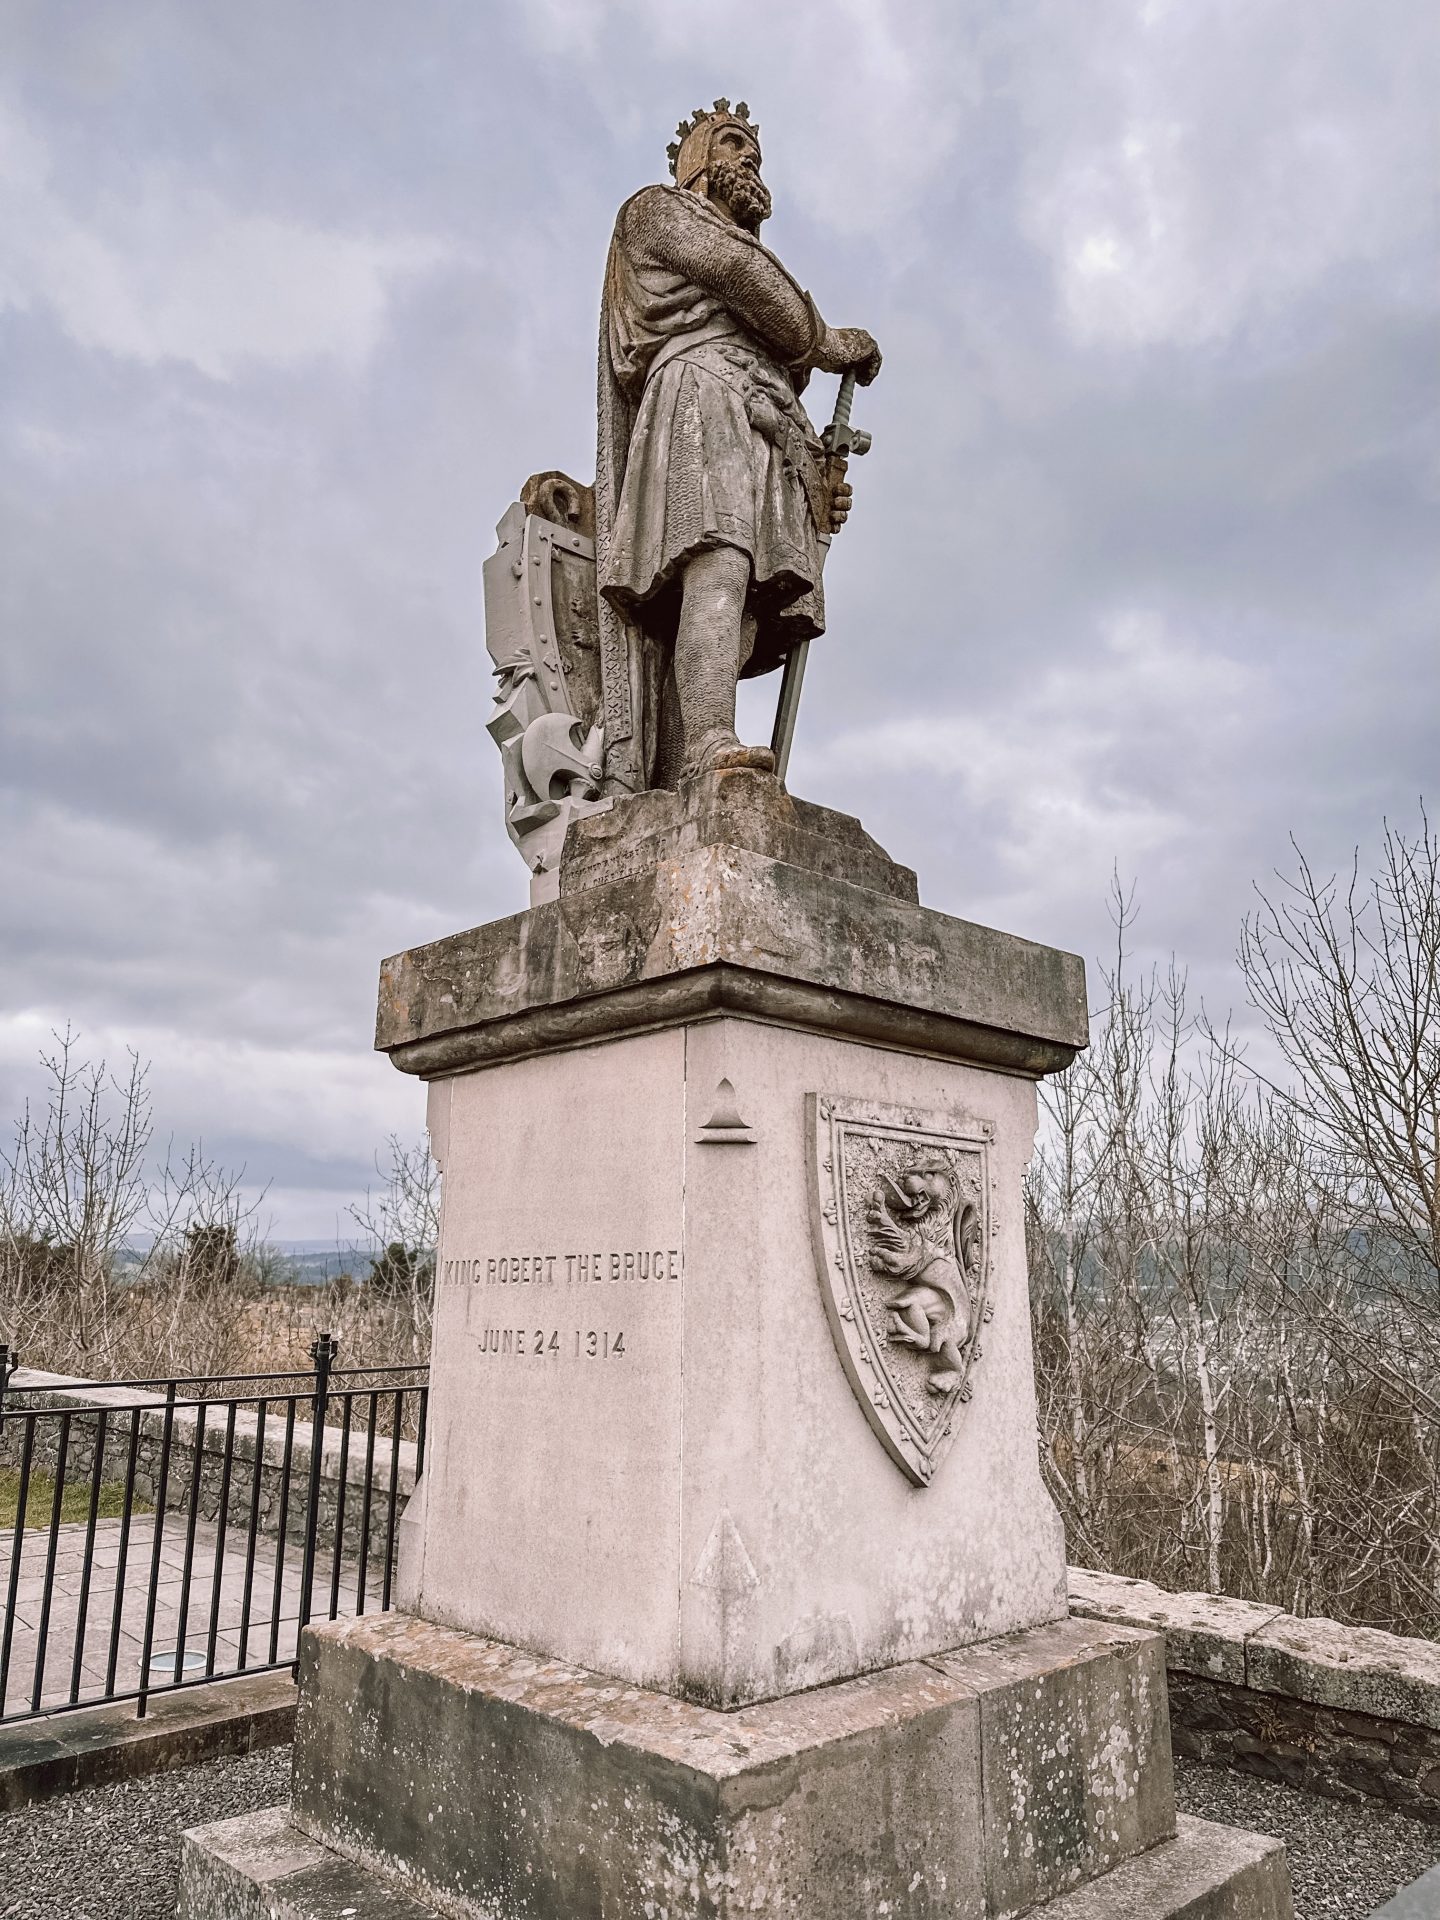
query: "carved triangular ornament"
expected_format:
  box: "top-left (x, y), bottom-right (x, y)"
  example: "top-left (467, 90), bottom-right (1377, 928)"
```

top-left (807, 1095), bottom-right (995, 1487)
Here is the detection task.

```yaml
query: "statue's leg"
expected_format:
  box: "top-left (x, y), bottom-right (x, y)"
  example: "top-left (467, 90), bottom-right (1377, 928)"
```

top-left (674, 545), bottom-right (774, 777)
top-left (652, 652), bottom-right (685, 790)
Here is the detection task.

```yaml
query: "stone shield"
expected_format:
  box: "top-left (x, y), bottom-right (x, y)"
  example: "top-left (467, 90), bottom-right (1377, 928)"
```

top-left (482, 497), bottom-right (608, 893)
top-left (807, 1095), bottom-right (994, 1486)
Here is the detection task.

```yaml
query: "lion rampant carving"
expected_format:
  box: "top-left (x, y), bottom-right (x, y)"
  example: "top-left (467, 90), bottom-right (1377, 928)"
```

top-left (866, 1153), bottom-right (979, 1396)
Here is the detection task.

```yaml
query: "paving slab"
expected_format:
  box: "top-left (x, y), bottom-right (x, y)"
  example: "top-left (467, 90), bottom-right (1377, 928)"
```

top-left (2, 1512), bottom-right (373, 1716)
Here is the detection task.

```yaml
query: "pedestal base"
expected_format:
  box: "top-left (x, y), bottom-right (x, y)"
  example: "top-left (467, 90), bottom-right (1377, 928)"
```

top-left (178, 1612), bottom-right (1293, 1919)
top-left (180, 1808), bottom-right (1289, 1920)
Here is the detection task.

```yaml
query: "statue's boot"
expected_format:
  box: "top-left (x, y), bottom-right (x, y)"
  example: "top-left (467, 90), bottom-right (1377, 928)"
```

top-left (682, 726), bottom-right (776, 781)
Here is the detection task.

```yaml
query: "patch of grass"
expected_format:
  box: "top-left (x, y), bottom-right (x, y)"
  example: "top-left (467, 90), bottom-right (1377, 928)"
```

top-left (0, 1464), bottom-right (149, 1530)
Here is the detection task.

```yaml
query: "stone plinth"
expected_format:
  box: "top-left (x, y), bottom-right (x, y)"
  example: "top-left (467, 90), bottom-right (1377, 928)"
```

top-left (179, 1611), bottom-right (1293, 1920)
top-left (382, 770), bottom-right (1085, 1708)
top-left (176, 768), bottom-right (1292, 1919)
top-left (291, 1613), bottom-right (1176, 1915)
top-left (376, 769), bottom-right (1087, 1082)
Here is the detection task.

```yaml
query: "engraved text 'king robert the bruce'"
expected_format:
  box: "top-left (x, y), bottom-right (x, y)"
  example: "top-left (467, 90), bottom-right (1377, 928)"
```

top-left (441, 1249), bottom-right (681, 1286)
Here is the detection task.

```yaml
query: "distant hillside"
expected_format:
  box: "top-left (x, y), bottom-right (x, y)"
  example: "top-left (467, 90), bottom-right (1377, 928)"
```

top-left (112, 1239), bottom-right (387, 1286)
top-left (273, 1243), bottom-right (378, 1286)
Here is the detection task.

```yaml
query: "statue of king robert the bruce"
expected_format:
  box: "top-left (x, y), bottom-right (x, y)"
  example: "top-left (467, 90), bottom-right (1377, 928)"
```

top-left (596, 99), bottom-right (881, 791)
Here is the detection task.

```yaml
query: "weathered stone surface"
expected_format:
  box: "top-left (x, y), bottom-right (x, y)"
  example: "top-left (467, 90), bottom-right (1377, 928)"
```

top-left (1070, 1568), bottom-right (1440, 1822)
top-left (0, 1669), bottom-right (294, 1813)
top-left (560, 766), bottom-right (917, 901)
top-left (375, 767), bottom-right (1088, 1080)
top-left (1245, 1612), bottom-right (1440, 1733)
top-left (1373, 1863), bottom-right (1440, 1919)
top-left (1068, 1568), bottom-right (1284, 1685)
top-left (932, 1617), bottom-right (1174, 1915)
top-left (182, 1808), bottom-right (1293, 1920)
top-left (403, 1014), bottom-right (1067, 1705)
top-left (387, 779), bottom-right (1082, 1704)
top-left (290, 1613), bottom-right (984, 1919)
top-left (179, 1804), bottom-right (439, 1918)
top-left (1038, 1814), bottom-right (1291, 1920)
top-left (177, 1617), bottom-right (1289, 1920)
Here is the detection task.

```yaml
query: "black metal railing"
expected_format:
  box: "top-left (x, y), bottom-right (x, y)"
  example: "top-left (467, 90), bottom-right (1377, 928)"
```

top-left (0, 1336), bottom-right (428, 1725)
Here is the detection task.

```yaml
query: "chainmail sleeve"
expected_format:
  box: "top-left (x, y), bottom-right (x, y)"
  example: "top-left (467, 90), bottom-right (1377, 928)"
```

top-left (623, 187), bottom-right (825, 369)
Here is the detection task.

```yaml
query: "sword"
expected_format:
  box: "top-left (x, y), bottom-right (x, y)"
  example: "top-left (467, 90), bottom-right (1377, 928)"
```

top-left (769, 368), bottom-right (872, 783)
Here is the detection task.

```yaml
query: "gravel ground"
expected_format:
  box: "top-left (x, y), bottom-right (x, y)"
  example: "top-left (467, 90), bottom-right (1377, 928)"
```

top-left (0, 1745), bottom-right (1435, 1918)
top-left (1177, 1758), bottom-right (1440, 1919)
top-left (0, 1745), bottom-right (291, 1920)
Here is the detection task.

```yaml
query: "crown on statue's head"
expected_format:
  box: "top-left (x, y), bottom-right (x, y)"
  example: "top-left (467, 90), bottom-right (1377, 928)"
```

top-left (667, 98), bottom-right (761, 187)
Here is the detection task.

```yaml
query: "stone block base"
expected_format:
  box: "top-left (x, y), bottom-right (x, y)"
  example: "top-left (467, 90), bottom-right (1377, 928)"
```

top-left (178, 1611), bottom-right (1293, 1919)
top-left (179, 1810), bottom-right (1289, 1920)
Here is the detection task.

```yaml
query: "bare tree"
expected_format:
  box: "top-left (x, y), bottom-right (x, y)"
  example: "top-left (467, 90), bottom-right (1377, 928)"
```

top-left (1240, 808), bottom-right (1440, 1285)
top-left (346, 1134), bottom-right (440, 1360)
top-left (0, 1029), bottom-right (260, 1376)
top-left (1029, 826), bottom-right (1440, 1637)
top-left (1028, 879), bottom-right (1162, 1573)
top-left (0, 1036), bottom-right (444, 1384)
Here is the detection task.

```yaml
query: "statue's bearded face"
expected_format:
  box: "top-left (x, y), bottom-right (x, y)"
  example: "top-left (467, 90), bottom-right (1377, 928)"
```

top-left (707, 126), bottom-right (771, 232)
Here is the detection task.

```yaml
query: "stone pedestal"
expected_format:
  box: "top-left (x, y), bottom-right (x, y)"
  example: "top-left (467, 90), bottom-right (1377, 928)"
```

top-left (403, 1020), bottom-right (1071, 1709)
top-left (389, 769), bottom-right (1084, 1709)
top-left (179, 769), bottom-right (1291, 1917)
top-left (181, 1612), bottom-right (1292, 1920)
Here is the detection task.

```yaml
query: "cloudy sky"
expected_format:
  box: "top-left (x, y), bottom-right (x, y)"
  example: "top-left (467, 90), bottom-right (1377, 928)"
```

top-left (2, 0), bottom-right (1436, 1238)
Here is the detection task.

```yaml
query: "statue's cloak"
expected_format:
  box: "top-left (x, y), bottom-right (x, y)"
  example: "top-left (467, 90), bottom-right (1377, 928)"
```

top-left (595, 185), bottom-right (828, 791)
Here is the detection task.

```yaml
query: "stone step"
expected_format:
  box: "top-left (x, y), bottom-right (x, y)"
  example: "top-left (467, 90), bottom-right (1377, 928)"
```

top-left (1041, 1813), bottom-right (1292, 1919)
top-left (181, 1806), bottom-right (1289, 1919)
top-left (178, 1804), bottom-right (439, 1919)
top-left (1370, 1860), bottom-right (1440, 1917)
top-left (178, 1607), bottom-right (1294, 1920)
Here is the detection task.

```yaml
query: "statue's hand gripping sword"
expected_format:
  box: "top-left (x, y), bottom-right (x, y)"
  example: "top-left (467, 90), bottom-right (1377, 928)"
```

top-left (769, 369), bottom-right (873, 782)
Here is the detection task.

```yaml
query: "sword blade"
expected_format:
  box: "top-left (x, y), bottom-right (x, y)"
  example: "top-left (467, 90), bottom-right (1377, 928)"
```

top-left (769, 636), bottom-right (810, 783)
top-left (772, 371), bottom-right (864, 784)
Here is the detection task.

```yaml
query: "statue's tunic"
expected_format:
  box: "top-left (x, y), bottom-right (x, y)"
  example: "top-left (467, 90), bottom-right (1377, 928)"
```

top-left (598, 186), bottom-right (829, 687)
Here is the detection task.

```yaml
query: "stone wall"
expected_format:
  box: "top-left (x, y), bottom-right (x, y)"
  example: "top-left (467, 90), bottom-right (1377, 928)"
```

top-left (0, 1369), bottom-right (418, 1572)
top-left (1070, 1566), bottom-right (1440, 1823)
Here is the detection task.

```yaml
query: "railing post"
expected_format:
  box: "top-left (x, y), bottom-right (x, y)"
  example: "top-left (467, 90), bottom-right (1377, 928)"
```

top-left (136, 1380), bottom-right (178, 1720)
top-left (297, 1331), bottom-right (338, 1653)
top-left (0, 1345), bottom-right (16, 1431)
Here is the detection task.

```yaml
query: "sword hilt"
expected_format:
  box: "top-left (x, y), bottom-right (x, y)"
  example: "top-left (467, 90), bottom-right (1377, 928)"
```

top-left (822, 370), bottom-right (871, 461)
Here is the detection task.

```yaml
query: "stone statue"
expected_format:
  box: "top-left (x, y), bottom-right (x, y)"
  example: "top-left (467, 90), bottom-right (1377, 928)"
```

top-left (483, 101), bottom-right (881, 891)
top-left (596, 99), bottom-right (881, 790)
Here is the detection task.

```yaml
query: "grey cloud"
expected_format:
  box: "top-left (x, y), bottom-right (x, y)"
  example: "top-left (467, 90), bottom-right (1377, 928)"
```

top-left (2, 0), bottom-right (1435, 1229)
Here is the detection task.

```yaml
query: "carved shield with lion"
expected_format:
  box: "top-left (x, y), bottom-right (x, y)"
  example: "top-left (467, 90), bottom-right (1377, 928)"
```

top-left (807, 1095), bottom-right (994, 1486)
